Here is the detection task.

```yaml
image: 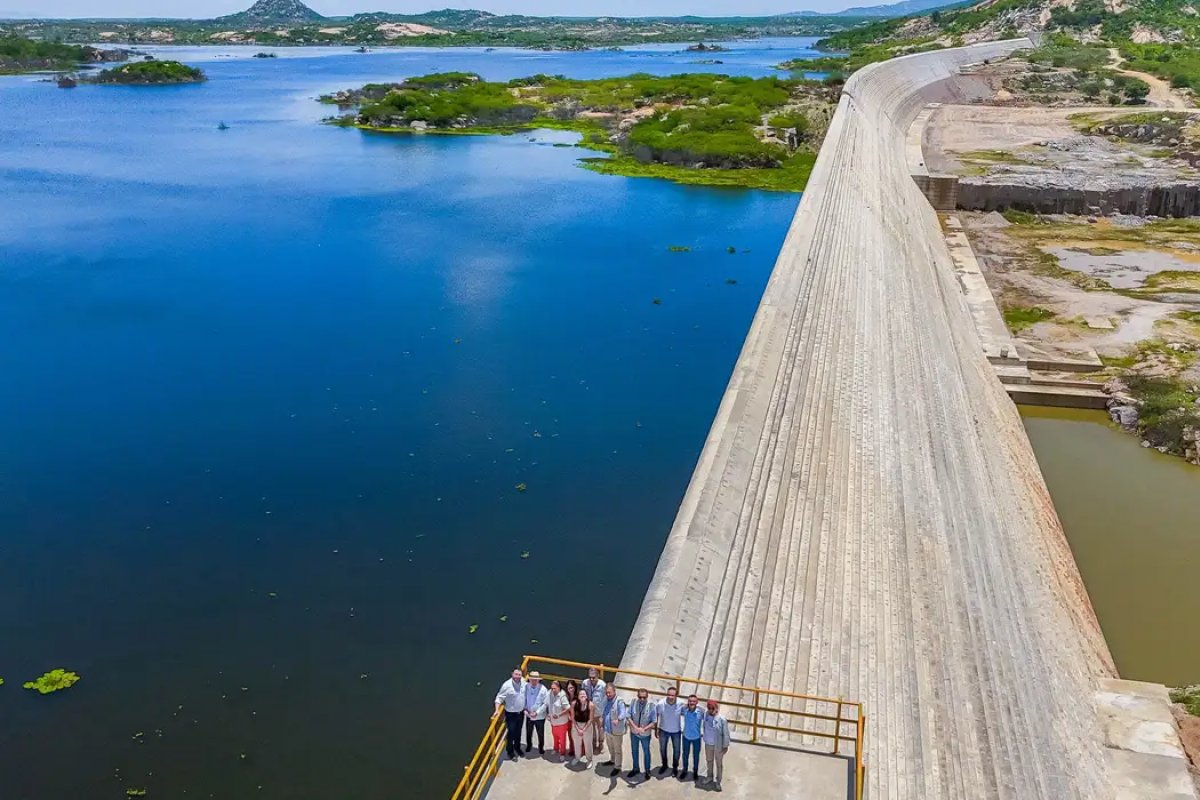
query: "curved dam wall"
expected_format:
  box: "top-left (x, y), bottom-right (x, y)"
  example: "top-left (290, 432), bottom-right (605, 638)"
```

top-left (620, 41), bottom-right (1118, 800)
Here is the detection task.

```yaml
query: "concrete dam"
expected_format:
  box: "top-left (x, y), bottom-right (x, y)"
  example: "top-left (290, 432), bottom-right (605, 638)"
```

top-left (478, 40), bottom-right (1197, 800)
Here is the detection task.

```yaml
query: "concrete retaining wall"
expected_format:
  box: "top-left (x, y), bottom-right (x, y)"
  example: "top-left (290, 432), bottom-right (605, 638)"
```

top-left (957, 179), bottom-right (1200, 217)
top-left (619, 40), bottom-right (1122, 800)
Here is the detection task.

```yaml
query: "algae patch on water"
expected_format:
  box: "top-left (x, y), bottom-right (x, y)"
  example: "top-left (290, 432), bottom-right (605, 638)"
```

top-left (23, 669), bottom-right (80, 694)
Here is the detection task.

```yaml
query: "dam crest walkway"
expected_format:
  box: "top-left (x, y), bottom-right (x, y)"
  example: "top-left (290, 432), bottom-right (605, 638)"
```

top-left (483, 41), bottom-right (1197, 800)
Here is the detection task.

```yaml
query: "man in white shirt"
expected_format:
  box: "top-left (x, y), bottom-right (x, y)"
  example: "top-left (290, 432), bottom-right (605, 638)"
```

top-left (523, 671), bottom-right (550, 756)
top-left (492, 668), bottom-right (526, 760)
top-left (656, 686), bottom-right (683, 776)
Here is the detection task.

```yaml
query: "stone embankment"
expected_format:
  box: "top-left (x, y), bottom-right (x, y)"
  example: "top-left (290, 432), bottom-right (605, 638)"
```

top-left (618, 40), bottom-right (1195, 800)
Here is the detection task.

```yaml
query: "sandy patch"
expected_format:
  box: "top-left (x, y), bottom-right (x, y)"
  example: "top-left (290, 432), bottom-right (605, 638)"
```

top-left (375, 22), bottom-right (449, 38)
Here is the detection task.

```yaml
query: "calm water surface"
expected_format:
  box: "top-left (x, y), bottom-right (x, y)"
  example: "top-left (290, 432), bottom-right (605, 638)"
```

top-left (1022, 406), bottom-right (1200, 687)
top-left (0, 40), bottom-right (819, 799)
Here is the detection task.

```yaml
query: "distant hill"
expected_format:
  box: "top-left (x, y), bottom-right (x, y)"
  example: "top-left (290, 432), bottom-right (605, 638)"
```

top-left (789, 0), bottom-right (972, 17)
top-left (217, 0), bottom-right (325, 27)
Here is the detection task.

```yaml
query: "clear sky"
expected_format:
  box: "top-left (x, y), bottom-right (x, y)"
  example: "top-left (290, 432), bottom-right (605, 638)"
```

top-left (0, 0), bottom-right (858, 19)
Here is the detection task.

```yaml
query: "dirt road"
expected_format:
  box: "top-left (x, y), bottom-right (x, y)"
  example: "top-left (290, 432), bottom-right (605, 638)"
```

top-left (1109, 48), bottom-right (1189, 109)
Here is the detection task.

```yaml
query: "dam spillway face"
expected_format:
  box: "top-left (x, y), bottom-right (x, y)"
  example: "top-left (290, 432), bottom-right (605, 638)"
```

top-left (620, 40), bottom-right (1123, 800)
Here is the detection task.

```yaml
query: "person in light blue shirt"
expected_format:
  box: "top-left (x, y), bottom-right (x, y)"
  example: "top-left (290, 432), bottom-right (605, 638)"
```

top-left (626, 687), bottom-right (657, 780)
top-left (492, 668), bottom-right (526, 760)
top-left (581, 668), bottom-right (607, 755)
top-left (523, 671), bottom-right (549, 756)
top-left (601, 684), bottom-right (628, 776)
top-left (679, 693), bottom-right (705, 782)
top-left (701, 699), bottom-right (732, 788)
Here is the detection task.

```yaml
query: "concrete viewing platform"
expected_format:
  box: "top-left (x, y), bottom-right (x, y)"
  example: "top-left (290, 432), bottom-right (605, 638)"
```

top-left (481, 40), bottom-right (1198, 800)
top-left (486, 740), bottom-right (851, 800)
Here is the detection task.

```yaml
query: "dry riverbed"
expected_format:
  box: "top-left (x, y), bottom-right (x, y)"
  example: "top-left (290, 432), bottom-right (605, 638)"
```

top-left (961, 210), bottom-right (1200, 462)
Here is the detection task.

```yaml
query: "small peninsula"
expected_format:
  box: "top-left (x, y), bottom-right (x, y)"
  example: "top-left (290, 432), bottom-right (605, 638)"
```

top-left (0, 35), bottom-right (126, 74)
top-left (87, 61), bottom-right (206, 85)
top-left (322, 72), bottom-right (838, 191)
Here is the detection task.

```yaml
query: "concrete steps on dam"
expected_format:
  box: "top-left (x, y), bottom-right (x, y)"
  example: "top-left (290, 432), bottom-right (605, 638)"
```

top-left (943, 214), bottom-right (1110, 409)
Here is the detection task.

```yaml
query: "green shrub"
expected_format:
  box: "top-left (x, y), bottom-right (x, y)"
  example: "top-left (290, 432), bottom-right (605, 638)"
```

top-left (1003, 306), bottom-right (1056, 332)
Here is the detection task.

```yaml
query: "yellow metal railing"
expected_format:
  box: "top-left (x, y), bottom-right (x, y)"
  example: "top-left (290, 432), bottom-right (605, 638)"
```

top-left (450, 654), bottom-right (866, 800)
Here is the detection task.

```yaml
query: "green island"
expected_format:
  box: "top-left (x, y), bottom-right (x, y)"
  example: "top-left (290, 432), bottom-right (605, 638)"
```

top-left (88, 61), bottom-right (207, 85)
top-left (322, 72), bottom-right (838, 191)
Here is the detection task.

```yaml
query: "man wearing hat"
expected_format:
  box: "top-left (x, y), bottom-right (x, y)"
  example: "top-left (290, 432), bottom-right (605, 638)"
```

top-left (701, 698), bottom-right (731, 789)
top-left (523, 671), bottom-right (550, 756)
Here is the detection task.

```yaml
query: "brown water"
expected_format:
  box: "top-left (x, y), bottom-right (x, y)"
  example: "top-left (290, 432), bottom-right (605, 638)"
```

top-left (1021, 405), bottom-right (1200, 687)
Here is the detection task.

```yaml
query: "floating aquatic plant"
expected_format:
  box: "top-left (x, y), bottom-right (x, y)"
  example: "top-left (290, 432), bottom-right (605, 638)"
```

top-left (125, 790), bottom-right (147, 798)
top-left (23, 669), bottom-right (80, 694)
top-left (499, 615), bottom-right (508, 623)
top-left (468, 624), bottom-right (479, 634)
top-left (727, 246), bottom-right (736, 254)
top-left (514, 483), bottom-right (527, 492)
top-left (652, 298), bottom-right (663, 305)
top-left (726, 278), bottom-right (738, 285)
top-left (667, 245), bottom-right (690, 252)
top-left (520, 551), bottom-right (530, 559)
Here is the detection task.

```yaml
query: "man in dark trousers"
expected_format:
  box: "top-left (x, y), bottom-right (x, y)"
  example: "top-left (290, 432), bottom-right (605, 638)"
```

top-left (523, 671), bottom-right (549, 755)
top-left (493, 668), bottom-right (527, 760)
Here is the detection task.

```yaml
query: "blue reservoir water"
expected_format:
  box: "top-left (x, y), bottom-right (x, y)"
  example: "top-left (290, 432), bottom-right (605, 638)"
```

top-left (0, 39), bottom-right (816, 799)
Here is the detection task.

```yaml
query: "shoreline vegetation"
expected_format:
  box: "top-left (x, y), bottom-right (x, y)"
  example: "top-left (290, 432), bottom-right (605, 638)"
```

top-left (321, 72), bottom-right (839, 191)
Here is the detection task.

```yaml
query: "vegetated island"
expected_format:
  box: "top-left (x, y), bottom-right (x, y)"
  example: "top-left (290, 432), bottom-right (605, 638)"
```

top-left (0, 34), bottom-right (127, 74)
top-left (86, 60), bottom-right (207, 85)
top-left (321, 71), bottom-right (839, 191)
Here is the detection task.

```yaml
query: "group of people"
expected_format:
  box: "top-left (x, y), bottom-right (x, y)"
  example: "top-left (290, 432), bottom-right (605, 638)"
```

top-left (493, 666), bottom-right (733, 789)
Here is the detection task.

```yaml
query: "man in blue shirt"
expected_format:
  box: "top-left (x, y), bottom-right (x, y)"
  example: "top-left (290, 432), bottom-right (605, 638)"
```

top-left (679, 693), bottom-right (705, 782)
top-left (627, 687), bottom-right (657, 780)
top-left (600, 684), bottom-right (628, 777)
top-left (492, 668), bottom-right (526, 760)
top-left (701, 698), bottom-right (732, 789)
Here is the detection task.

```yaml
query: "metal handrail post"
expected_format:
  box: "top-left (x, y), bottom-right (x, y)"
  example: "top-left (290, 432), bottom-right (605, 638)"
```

top-left (751, 690), bottom-right (760, 743)
top-left (834, 698), bottom-right (843, 755)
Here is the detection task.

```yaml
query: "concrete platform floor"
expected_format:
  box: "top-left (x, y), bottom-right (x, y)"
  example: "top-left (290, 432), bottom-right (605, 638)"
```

top-left (486, 739), bottom-right (853, 800)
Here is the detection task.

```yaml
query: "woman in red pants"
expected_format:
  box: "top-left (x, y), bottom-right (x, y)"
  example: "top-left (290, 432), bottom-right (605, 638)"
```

top-left (547, 680), bottom-right (571, 758)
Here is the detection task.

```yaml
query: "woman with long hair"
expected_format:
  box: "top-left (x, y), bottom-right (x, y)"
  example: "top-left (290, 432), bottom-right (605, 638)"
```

top-left (570, 689), bottom-right (594, 766)
top-left (564, 680), bottom-right (579, 757)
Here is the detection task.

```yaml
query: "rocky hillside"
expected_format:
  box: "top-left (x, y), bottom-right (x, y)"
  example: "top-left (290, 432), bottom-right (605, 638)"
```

top-left (217, 0), bottom-right (325, 28)
top-left (826, 0), bottom-right (1200, 49)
